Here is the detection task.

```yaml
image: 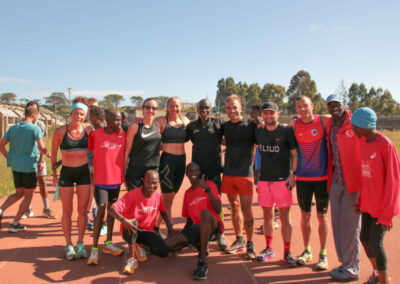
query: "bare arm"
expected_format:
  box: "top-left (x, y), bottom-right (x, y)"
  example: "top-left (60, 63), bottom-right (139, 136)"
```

top-left (109, 205), bottom-right (138, 234)
top-left (124, 123), bottom-right (138, 170)
top-left (51, 127), bottom-right (64, 185)
top-left (198, 179), bottom-right (222, 214)
top-left (0, 138), bottom-right (9, 159)
top-left (160, 211), bottom-right (178, 236)
top-left (37, 138), bottom-right (50, 157)
top-left (287, 148), bottom-right (298, 190)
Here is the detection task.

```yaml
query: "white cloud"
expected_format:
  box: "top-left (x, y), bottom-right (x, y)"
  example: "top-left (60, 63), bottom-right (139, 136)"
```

top-left (0, 76), bottom-right (30, 84)
top-left (335, 26), bottom-right (348, 31)
top-left (309, 25), bottom-right (323, 32)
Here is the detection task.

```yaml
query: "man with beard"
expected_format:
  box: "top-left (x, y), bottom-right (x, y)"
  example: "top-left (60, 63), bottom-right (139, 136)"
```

top-left (255, 102), bottom-right (298, 266)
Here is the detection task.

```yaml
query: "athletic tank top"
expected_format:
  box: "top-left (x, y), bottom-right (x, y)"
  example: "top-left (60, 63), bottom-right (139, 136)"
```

top-left (294, 114), bottom-right (328, 181)
top-left (161, 116), bottom-right (186, 144)
top-left (129, 121), bottom-right (161, 167)
top-left (60, 125), bottom-right (89, 152)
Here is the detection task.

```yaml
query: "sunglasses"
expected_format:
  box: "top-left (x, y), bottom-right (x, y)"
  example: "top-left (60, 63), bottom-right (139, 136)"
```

top-left (144, 105), bottom-right (158, 111)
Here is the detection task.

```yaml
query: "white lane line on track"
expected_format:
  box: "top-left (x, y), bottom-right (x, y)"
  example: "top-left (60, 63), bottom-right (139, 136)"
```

top-left (0, 239), bottom-right (32, 270)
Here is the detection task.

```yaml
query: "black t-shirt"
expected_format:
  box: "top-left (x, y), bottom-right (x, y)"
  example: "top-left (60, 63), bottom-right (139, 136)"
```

top-left (223, 118), bottom-right (255, 177)
top-left (255, 124), bottom-right (297, 181)
top-left (186, 117), bottom-right (224, 177)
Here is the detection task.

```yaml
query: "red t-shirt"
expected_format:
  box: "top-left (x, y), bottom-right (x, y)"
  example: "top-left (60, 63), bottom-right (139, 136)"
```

top-left (113, 187), bottom-right (166, 233)
top-left (182, 181), bottom-right (224, 231)
top-left (358, 133), bottom-right (400, 226)
top-left (88, 128), bottom-right (126, 185)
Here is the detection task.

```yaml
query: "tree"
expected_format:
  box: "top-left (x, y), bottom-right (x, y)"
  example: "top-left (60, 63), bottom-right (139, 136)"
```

top-left (348, 83), bottom-right (367, 111)
top-left (334, 79), bottom-right (349, 107)
top-left (286, 70), bottom-right (326, 114)
top-left (259, 83), bottom-right (286, 111)
top-left (156, 96), bottom-right (169, 110)
top-left (0, 92), bottom-right (17, 104)
top-left (104, 94), bottom-right (124, 108)
top-left (44, 92), bottom-right (68, 114)
top-left (19, 98), bottom-right (30, 104)
top-left (130, 96), bottom-right (144, 108)
top-left (245, 83), bottom-right (261, 112)
top-left (215, 77), bottom-right (240, 112)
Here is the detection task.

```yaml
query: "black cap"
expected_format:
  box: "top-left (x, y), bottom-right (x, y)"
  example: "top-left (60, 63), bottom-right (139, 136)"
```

top-left (261, 102), bottom-right (279, 112)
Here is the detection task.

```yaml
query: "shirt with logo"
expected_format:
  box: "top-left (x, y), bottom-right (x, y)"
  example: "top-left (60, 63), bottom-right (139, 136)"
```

top-left (113, 187), bottom-right (166, 233)
top-left (358, 133), bottom-right (400, 226)
top-left (182, 181), bottom-right (224, 231)
top-left (88, 128), bottom-right (126, 185)
top-left (255, 124), bottom-right (297, 181)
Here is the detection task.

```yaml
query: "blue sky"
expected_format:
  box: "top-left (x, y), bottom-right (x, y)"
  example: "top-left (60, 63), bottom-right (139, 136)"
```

top-left (1, 0), bottom-right (399, 105)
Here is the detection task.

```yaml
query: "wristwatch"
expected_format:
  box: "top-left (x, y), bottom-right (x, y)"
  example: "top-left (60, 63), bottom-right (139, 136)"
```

top-left (289, 170), bottom-right (297, 175)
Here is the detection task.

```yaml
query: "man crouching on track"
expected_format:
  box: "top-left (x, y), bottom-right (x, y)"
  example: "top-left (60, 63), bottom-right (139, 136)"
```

top-left (109, 170), bottom-right (177, 274)
top-left (165, 162), bottom-right (223, 280)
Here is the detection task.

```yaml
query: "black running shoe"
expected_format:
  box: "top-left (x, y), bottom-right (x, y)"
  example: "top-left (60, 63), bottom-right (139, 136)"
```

top-left (283, 251), bottom-right (297, 267)
top-left (193, 260), bottom-right (208, 280)
top-left (9, 222), bottom-right (26, 233)
top-left (245, 241), bottom-right (257, 260)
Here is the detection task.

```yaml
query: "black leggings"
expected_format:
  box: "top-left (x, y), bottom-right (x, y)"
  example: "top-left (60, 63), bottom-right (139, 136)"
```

top-left (360, 212), bottom-right (387, 271)
top-left (159, 152), bottom-right (186, 194)
top-left (122, 228), bottom-right (168, 258)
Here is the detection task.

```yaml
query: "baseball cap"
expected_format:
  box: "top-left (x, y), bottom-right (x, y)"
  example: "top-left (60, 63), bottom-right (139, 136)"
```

top-left (326, 94), bottom-right (343, 104)
top-left (351, 107), bottom-right (377, 129)
top-left (261, 102), bottom-right (279, 112)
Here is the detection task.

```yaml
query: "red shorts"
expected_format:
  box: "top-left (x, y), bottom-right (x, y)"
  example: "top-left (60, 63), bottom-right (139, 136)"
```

top-left (257, 180), bottom-right (293, 208)
top-left (221, 175), bottom-right (254, 196)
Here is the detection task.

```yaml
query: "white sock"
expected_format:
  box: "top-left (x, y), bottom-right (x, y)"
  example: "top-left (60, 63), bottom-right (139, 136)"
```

top-left (0, 208), bottom-right (3, 215)
top-left (42, 197), bottom-right (49, 209)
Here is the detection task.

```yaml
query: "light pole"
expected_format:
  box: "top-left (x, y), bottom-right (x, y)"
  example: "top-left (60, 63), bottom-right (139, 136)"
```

top-left (68, 88), bottom-right (72, 106)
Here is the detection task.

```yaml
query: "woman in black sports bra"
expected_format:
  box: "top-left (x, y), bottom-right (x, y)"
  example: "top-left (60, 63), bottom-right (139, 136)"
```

top-left (51, 98), bottom-right (93, 260)
top-left (154, 96), bottom-right (190, 234)
top-left (125, 98), bottom-right (161, 190)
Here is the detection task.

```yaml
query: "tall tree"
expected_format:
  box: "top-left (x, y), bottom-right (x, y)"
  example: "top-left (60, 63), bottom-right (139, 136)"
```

top-left (334, 79), bottom-right (349, 107)
top-left (215, 77), bottom-right (240, 112)
top-left (245, 83), bottom-right (261, 111)
top-left (259, 83), bottom-right (286, 111)
top-left (130, 96), bottom-right (144, 108)
top-left (19, 98), bottom-right (30, 104)
top-left (45, 92), bottom-right (68, 113)
top-left (104, 94), bottom-right (124, 108)
top-left (156, 96), bottom-right (169, 110)
top-left (0, 92), bottom-right (17, 104)
top-left (286, 70), bottom-right (326, 114)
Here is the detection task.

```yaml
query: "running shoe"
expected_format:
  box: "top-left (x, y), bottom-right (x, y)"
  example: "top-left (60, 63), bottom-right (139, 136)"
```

top-left (123, 257), bottom-right (138, 274)
top-left (363, 273), bottom-right (379, 284)
top-left (315, 254), bottom-right (329, 270)
top-left (100, 224), bottom-right (107, 236)
top-left (283, 252), bottom-right (297, 267)
top-left (225, 238), bottom-right (245, 254)
top-left (103, 242), bottom-right (123, 256)
top-left (65, 244), bottom-right (76, 260)
top-left (87, 248), bottom-right (99, 265)
top-left (75, 241), bottom-right (87, 259)
top-left (257, 247), bottom-right (275, 262)
top-left (296, 250), bottom-right (312, 265)
top-left (217, 234), bottom-right (227, 251)
top-left (87, 219), bottom-right (94, 231)
top-left (21, 209), bottom-right (34, 219)
top-left (42, 208), bottom-right (56, 219)
top-left (273, 219), bottom-right (279, 229)
top-left (193, 260), bottom-right (208, 280)
top-left (245, 241), bottom-right (257, 260)
top-left (134, 243), bottom-right (148, 262)
top-left (9, 222), bottom-right (26, 233)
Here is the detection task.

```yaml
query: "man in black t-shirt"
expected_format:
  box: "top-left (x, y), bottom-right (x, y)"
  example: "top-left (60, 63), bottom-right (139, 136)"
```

top-left (186, 98), bottom-right (227, 251)
top-left (221, 95), bottom-right (257, 259)
top-left (254, 102), bottom-right (298, 267)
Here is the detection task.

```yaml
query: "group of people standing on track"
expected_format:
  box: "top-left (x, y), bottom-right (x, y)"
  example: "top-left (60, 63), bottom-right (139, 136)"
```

top-left (0, 92), bottom-right (399, 283)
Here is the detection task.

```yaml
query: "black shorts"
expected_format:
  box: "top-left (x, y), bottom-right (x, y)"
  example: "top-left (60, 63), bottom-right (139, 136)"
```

top-left (159, 152), bottom-right (186, 194)
top-left (94, 186), bottom-right (120, 206)
top-left (296, 180), bottom-right (329, 214)
top-left (125, 165), bottom-right (158, 191)
top-left (122, 228), bottom-right (168, 258)
top-left (59, 164), bottom-right (91, 187)
top-left (181, 222), bottom-right (222, 246)
top-left (12, 171), bottom-right (37, 189)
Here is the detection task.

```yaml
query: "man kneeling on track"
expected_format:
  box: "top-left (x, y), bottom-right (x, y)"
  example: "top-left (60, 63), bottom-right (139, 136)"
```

top-left (109, 170), bottom-right (177, 274)
top-left (165, 162), bottom-right (223, 280)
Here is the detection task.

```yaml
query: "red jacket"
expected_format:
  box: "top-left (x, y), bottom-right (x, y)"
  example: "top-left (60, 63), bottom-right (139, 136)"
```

top-left (326, 109), bottom-right (362, 193)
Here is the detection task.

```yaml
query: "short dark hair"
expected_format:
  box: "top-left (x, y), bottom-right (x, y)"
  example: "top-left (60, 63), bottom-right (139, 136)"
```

top-left (90, 106), bottom-right (104, 120)
top-left (25, 105), bottom-right (38, 117)
top-left (26, 101), bottom-right (40, 112)
top-left (250, 104), bottom-right (261, 111)
top-left (142, 97), bottom-right (159, 108)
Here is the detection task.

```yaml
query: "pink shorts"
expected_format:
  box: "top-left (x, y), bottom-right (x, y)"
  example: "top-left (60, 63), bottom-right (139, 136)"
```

top-left (257, 180), bottom-right (293, 208)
